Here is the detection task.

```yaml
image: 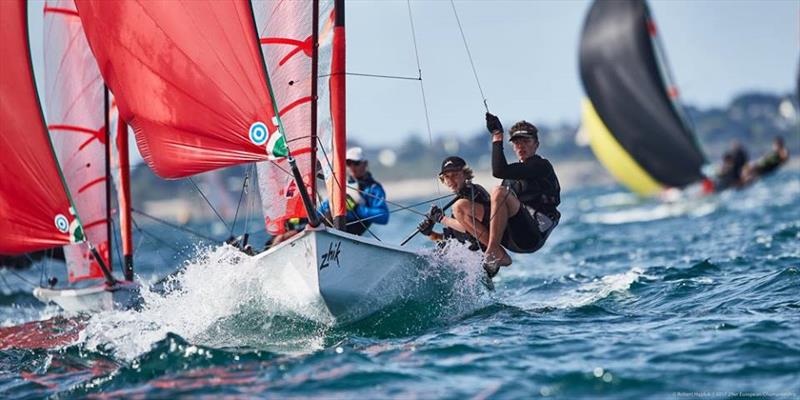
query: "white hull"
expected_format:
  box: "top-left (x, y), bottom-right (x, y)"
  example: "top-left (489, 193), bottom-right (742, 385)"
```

top-left (33, 281), bottom-right (139, 312)
top-left (253, 226), bottom-right (426, 324)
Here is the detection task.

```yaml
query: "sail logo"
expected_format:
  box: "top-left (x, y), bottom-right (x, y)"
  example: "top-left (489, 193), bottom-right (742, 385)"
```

top-left (249, 121), bottom-right (269, 145)
top-left (54, 214), bottom-right (69, 233)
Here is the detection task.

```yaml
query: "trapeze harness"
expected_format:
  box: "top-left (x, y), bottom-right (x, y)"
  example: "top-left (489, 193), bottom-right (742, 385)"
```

top-left (441, 183), bottom-right (491, 252)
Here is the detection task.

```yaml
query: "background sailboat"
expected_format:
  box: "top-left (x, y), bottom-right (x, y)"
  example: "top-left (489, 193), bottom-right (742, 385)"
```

top-left (1, 0), bottom-right (135, 312)
top-left (579, 0), bottom-right (708, 197)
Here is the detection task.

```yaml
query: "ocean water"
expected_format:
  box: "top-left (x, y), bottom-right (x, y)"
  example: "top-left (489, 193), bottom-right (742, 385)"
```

top-left (1, 169), bottom-right (798, 399)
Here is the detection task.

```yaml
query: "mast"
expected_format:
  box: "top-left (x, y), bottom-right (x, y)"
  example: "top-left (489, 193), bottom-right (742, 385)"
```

top-left (330, 0), bottom-right (347, 230)
top-left (310, 0), bottom-right (319, 207)
top-left (117, 119), bottom-right (134, 281)
top-left (104, 85), bottom-right (113, 274)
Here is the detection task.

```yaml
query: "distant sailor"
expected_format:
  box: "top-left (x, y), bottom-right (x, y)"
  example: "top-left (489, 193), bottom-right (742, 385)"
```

top-left (318, 147), bottom-right (389, 235)
top-left (717, 140), bottom-right (749, 190)
top-left (418, 156), bottom-right (491, 252)
top-left (742, 136), bottom-right (790, 184)
top-left (482, 113), bottom-right (561, 277)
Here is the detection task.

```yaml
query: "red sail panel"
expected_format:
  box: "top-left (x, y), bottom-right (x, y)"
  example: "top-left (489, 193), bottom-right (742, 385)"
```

top-left (253, 1), bottom-right (335, 234)
top-left (75, 0), bottom-right (281, 179)
top-left (44, 0), bottom-right (108, 282)
top-left (0, 0), bottom-right (77, 255)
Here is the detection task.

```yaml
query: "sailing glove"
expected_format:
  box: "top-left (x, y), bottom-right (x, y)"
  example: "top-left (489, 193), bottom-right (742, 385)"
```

top-left (429, 205), bottom-right (444, 223)
top-left (486, 112), bottom-right (503, 134)
top-left (418, 218), bottom-right (435, 236)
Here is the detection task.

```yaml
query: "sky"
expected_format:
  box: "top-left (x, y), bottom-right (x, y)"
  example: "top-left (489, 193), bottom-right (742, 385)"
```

top-left (29, 0), bottom-right (799, 150)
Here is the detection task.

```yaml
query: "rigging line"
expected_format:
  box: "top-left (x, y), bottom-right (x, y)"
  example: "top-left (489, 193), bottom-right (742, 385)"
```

top-left (229, 164), bottom-right (252, 238)
top-left (406, 0), bottom-right (442, 198)
top-left (243, 167), bottom-right (255, 241)
top-left (131, 208), bottom-right (219, 242)
top-left (449, 0), bottom-right (489, 112)
top-left (315, 137), bottom-right (381, 241)
top-left (319, 72), bottom-right (421, 81)
top-left (130, 217), bottom-right (145, 257)
top-left (134, 222), bottom-right (184, 253)
top-left (315, 138), bottom-right (454, 218)
top-left (346, 194), bottom-right (454, 226)
top-left (7, 269), bottom-right (39, 289)
top-left (38, 253), bottom-right (45, 287)
top-left (110, 216), bottom-right (124, 271)
top-left (1, 272), bottom-right (13, 293)
top-left (188, 177), bottom-right (230, 231)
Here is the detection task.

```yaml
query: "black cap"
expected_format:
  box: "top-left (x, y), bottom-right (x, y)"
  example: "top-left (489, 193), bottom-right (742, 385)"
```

top-left (439, 156), bottom-right (467, 175)
top-left (508, 120), bottom-right (539, 142)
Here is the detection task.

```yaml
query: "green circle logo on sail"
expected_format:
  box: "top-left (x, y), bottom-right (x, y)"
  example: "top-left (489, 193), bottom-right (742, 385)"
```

top-left (250, 121), bottom-right (288, 159)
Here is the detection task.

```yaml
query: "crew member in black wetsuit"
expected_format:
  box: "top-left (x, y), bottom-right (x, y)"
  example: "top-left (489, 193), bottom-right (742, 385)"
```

top-left (417, 156), bottom-right (491, 251)
top-left (483, 113), bottom-right (561, 277)
top-left (717, 140), bottom-right (749, 190)
top-left (742, 136), bottom-right (790, 184)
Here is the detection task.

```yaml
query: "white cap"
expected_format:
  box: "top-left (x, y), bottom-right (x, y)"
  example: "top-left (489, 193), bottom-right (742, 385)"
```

top-left (346, 147), bottom-right (364, 162)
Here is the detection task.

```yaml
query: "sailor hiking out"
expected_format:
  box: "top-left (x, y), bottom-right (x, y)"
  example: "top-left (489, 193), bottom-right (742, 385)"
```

top-left (418, 156), bottom-right (492, 252)
top-left (482, 113), bottom-right (561, 277)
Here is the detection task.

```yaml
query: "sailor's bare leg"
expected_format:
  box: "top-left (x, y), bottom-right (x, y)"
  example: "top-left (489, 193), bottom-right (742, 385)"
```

top-left (485, 186), bottom-right (519, 266)
top-left (452, 199), bottom-right (489, 247)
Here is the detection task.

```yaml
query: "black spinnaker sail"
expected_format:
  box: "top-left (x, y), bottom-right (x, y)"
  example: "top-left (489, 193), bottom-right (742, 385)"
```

top-left (579, 0), bottom-right (706, 196)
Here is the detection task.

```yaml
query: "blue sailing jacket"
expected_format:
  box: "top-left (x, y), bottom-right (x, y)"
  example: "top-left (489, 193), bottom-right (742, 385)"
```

top-left (318, 172), bottom-right (389, 228)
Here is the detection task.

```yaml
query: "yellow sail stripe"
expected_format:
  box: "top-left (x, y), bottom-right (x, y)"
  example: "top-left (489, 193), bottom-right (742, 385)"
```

top-left (581, 99), bottom-right (664, 196)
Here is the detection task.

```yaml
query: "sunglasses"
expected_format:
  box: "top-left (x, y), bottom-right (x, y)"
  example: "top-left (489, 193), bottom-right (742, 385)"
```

top-left (346, 160), bottom-right (364, 166)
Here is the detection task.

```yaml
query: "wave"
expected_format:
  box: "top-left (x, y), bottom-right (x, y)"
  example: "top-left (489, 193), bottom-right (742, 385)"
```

top-left (75, 241), bottom-right (493, 361)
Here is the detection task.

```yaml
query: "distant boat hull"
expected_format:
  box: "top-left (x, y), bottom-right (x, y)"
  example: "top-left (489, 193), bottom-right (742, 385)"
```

top-left (254, 226), bottom-right (426, 324)
top-left (33, 281), bottom-right (139, 313)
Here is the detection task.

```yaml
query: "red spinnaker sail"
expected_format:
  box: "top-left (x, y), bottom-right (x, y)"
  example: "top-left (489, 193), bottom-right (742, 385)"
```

top-left (0, 0), bottom-right (78, 255)
top-left (44, 0), bottom-right (109, 282)
top-left (75, 0), bottom-right (282, 179)
top-left (253, 1), bottom-right (335, 234)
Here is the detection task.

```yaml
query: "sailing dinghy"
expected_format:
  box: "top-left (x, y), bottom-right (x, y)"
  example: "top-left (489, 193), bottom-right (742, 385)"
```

top-left (75, 0), bottom-right (447, 323)
top-left (578, 0), bottom-right (708, 197)
top-left (1, 0), bottom-right (137, 312)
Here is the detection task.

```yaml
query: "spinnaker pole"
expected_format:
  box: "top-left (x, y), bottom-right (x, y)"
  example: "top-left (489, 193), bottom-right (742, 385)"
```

top-left (330, 0), bottom-right (347, 230)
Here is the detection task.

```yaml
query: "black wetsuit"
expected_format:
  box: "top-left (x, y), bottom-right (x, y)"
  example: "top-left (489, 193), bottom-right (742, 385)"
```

top-left (492, 141), bottom-right (561, 253)
top-left (442, 183), bottom-right (491, 251)
top-left (754, 151), bottom-right (785, 175)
